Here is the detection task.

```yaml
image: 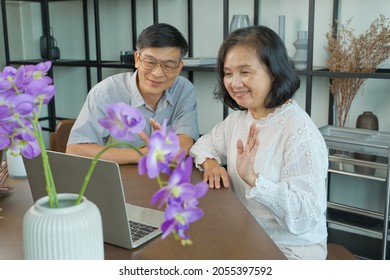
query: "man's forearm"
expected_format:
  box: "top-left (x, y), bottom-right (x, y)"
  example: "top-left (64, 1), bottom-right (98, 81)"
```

top-left (66, 143), bottom-right (147, 164)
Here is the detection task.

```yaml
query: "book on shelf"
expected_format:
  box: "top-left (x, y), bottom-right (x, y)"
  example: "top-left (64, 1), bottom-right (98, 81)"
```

top-left (182, 57), bottom-right (217, 66)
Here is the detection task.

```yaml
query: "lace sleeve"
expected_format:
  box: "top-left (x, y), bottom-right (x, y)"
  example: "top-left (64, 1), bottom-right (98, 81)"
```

top-left (247, 129), bottom-right (328, 235)
top-left (189, 115), bottom-right (234, 169)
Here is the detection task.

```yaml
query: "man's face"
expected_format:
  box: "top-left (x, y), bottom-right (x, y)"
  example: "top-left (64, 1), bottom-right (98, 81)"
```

top-left (135, 47), bottom-right (183, 99)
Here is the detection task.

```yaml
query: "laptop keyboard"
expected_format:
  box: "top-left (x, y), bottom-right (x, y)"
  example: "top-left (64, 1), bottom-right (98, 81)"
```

top-left (129, 220), bottom-right (159, 242)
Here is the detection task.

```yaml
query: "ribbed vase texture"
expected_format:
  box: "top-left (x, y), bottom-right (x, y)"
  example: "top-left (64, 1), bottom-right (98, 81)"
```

top-left (23, 193), bottom-right (104, 260)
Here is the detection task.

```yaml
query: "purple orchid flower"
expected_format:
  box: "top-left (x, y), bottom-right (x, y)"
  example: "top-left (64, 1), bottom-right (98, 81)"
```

top-left (150, 158), bottom-right (192, 208)
top-left (11, 130), bottom-right (40, 159)
top-left (150, 156), bottom-right (207, 208)
top-left (138, 120), bottom-right (180, 179)
top-left (24, 61), bottom-right (53, 86)
top-left (7, 92), bottom-right (35, 116)
top-left (161, 204), bottom-right (204, 240)
top-left (0, 103), bottom-right (13, 123)
top-left (179, 181), bottom-right (208, 209)
top-left (149, 155), bottom-right (207, 243)
top-left (98, 102), bottom-right (146, 142)
top-left (25, 80), bottom-right (56, 105)
top-left (0, 131), bottom-right (11, 150)
top-left (0, 61), bottom-right (54, 159)
top-left (0, 66), bottom-right (18, 92)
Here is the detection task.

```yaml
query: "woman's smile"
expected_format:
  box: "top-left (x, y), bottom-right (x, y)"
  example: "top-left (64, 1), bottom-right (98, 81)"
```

top-left (233, 90), bottom-right (250, 99)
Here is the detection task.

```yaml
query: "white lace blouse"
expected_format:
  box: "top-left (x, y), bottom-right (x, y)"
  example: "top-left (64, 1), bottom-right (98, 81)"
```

top-left (190, 100), bottom-right (328, 246)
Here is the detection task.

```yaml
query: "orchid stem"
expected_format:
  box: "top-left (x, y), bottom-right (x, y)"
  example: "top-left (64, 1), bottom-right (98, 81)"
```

top-left (75, 140), bottom-right (144, 205)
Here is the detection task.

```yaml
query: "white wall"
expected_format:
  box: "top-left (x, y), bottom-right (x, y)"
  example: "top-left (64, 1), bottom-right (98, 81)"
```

top-left (336, 0), bottom-right (390, 131)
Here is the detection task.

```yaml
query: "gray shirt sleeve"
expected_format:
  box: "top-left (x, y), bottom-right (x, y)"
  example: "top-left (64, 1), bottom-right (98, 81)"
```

top-left (67, 79), bottom-right (113, 146)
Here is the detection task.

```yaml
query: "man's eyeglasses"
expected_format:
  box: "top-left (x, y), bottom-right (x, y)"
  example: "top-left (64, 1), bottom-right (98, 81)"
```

top-left (139, 55), bottom-right (179, 73)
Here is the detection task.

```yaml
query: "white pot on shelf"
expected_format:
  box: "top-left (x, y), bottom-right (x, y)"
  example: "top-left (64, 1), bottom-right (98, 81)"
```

top-left (6, 150), bottom-right (27, 178)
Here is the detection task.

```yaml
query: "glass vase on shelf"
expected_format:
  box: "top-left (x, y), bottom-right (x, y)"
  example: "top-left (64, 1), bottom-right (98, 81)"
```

top-left (329, 103), bottom-right (353, 171)
top-left (229, 14), bottom-right (250, 33)
top-left (333, 92), bottom-right (353, 128)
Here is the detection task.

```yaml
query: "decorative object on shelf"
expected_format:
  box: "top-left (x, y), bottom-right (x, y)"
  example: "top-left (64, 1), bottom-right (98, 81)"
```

top-left (39, 27), bottom-right (60, 60)
top-left (353, 111), bottom-right (379, 175)
top-left (120, 50), bottom-right (135, 63)
top-left (229, 14), bottom-right (250, 33)
top-left (278, 15), bottom-right (286, 43)
top-left (23, 193), bottom-right (103, 259)
top-left (0, 62), bottom-right (207, 252)
top-left (182, 57), bottom-right (217, 66)
top-left (292, 30), bottom-right (308, 70)
top-left (356, 111), bottom-right (379, 131)
top-left (326, 14), bottom-right (390, 127)
top-left (6, 149), bottom-right (26, 178)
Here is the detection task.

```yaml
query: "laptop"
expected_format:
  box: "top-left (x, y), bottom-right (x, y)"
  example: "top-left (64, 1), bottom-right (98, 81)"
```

top-left (23, 150), bottom-right (164, 249)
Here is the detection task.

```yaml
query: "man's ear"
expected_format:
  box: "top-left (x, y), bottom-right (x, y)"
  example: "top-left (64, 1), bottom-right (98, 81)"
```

top-left (176, 59), bottom-right (184, 73)
top-left (134, 51), bottom-right (140, 68)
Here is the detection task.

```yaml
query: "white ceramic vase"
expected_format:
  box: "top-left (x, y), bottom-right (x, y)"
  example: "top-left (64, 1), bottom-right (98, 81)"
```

top-left (6, 150), bottom-right (27, 178)
top-left (23, 193), bottom-right (104, 260)
top-left (292, 30), bottom-right (308, 70)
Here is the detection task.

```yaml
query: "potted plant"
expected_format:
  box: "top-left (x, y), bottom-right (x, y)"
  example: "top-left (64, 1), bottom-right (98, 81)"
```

top-left (325, 14), bottom-right (390, 127)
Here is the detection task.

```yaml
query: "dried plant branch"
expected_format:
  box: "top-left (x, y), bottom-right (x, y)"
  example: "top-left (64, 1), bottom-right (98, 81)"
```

top-left (325, 14), bottom-right (390, 127)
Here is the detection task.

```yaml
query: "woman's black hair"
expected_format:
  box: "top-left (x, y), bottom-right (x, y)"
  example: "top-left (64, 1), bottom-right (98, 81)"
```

top-left (136, 23), bottom-right (188, 58)
top-left (214, 25), bottom-right (300, 110)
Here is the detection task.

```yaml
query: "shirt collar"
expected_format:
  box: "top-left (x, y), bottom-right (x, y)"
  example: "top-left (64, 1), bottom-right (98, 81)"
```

top-left (129, 70), bottom-right (174, 109)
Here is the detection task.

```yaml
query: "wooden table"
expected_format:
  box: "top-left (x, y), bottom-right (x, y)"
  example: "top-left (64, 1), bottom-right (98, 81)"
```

top-left (0, 165), bottom-right (286, 260)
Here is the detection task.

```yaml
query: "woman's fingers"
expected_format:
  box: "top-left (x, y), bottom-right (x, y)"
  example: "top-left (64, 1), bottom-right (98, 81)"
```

top-left (203, 168), bottom-right (230, 189)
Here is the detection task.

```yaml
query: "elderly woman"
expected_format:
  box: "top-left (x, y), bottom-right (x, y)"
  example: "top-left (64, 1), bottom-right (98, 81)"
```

top-left (189, 25), bottom-right (328, 260)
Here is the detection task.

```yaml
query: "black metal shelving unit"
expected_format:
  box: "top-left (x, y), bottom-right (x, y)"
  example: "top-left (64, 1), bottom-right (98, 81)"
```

top-left (1, 0), bottom-right (389, 132)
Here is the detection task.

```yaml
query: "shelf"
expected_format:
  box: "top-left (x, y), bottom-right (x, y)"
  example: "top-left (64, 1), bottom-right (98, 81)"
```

top-left (182, 64), bottom-right (216, 72)
top-left (8, 59), bottom-right (309, 74)
top-left (311, 68), bottom-right (390, 79)
top-left (328, 154), bottom-right (387, 181)
top-left (99, 61), bottom-right (217, 72)
top-left (327, 207), bottom-right (389, 239)
top-left (321, 125), bottom-right (390, 259)
top-left (320, 125), bottom-right (390, 157)
top-left (327, 201), bottom-right (387, 221)
top-left (99, 61), bottom-right (135, 69)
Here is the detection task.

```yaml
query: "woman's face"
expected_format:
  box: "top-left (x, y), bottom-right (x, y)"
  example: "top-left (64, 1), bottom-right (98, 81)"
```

top-left (223, 45), bottom-right (274, 118)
